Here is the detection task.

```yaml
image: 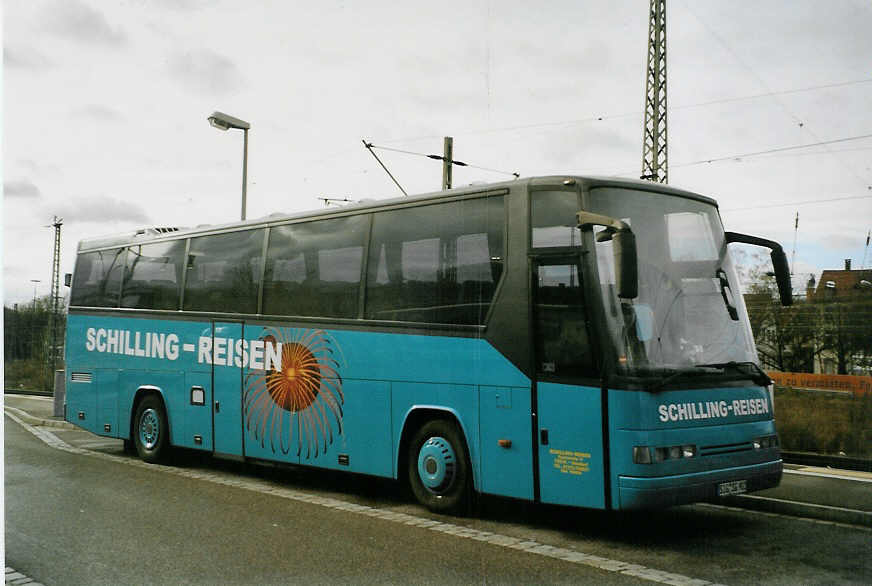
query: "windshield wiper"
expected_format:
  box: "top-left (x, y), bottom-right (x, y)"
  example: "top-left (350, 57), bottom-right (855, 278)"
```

top-left (648, 366), bottom-right (725, 393)
top-left (700, 361), bottom-right (772, 386)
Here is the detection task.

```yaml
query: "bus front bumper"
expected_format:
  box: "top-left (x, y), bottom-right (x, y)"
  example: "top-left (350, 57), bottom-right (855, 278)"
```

top-left (617, 459), bottom-right (783, 510)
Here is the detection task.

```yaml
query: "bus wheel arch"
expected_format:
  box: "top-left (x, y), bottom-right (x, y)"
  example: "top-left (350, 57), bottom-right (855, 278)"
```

top-left (401, 409), bottom-right (474, 515)
top-left (131, 388), bottom-right (171, 463)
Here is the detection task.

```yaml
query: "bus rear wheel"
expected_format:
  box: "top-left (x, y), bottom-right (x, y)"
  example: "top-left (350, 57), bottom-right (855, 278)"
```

top-left (408, 419), bottom-right (470, 514)
top-left (133, 395), bottom-right (169, 463)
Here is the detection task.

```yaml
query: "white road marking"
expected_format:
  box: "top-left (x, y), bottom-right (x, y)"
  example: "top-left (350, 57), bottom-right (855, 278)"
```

top-left (6, 566), bottom-right (45, 586)
top-left (76, 440), bottom-right (124, 450)
top-left (5, 408), bottom-right (725, 586)
top-left (784, 468), bottom-right (872, 483)
top-left (696, 502), bottom-right (871, 533)
top-left (7, 395), bottom-right (53, 402)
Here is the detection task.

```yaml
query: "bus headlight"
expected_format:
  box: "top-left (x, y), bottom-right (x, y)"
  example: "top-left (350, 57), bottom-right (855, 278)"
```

top-left (767, 383), bottom-right (775, 416)
top-left (753, 434), bottom-right (779, 449)
top-left (633, 444), bottom-right (697, 464)
top-left (633, 446), bottom-right (652, 464)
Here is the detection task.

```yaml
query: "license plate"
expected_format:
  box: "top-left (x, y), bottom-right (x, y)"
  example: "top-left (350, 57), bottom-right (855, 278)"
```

top-left (718, 479), bottom-right (747, 497)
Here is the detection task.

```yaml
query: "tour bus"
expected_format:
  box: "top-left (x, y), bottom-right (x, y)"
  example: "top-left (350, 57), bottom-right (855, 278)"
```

top-left (64, 175), bottom-right (792, 513)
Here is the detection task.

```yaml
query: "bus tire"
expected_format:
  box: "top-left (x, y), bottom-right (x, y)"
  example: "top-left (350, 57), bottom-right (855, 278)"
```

top-left (133, 395), bottom-right (169, 464)
top-left (408, 419), bottom-right (470, 515)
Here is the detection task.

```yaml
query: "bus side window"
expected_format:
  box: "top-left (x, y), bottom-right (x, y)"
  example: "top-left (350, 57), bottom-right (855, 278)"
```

top-left (534, 263), bottom-right (594, 377)
top-left (365, 195), bottom-right (505, 325)
top-left (121, 240), bottom-right (186, 310)
top-left (184, 229), bottom-right (264, 314)
top-left (70, 249), bottom-right (126, 307)
top-left (531, 190), bottom-right (582, 248)
top-left (262, 215), bottom-right (368, 318)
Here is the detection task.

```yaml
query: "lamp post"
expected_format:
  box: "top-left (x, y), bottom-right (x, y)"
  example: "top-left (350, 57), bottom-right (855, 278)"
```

top-left (30, 279), bottom-right (41, 308)
top-left (207, 111), bottom-right (250, 221)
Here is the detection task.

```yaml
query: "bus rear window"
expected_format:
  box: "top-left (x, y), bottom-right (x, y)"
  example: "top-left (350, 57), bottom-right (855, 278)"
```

top-left (70, 249), bottom-right (126, 307)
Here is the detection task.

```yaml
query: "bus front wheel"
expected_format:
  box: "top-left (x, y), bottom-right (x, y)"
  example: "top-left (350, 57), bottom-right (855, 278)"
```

top-left (133, 395), bottom-right (169, 463)
top-left (408, 419), bottom-right (471, 514)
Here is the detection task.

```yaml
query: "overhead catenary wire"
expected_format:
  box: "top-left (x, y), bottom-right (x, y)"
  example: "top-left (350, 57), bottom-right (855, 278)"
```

top-left (674, 133), bottom-right (872, 169)
top-left (681, 1), bottom-right (871, 192)
top-left (362, 140), bottom-right (408, 196)
top-left (374, 78), bottom-right (872, 146)
top-left (720, 194), bottom-right (872, 212)
top-left (365, 142), bottom-right (520, 179)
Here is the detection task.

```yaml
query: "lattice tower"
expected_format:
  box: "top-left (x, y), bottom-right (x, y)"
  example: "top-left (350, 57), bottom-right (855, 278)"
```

top-left (642, 0), bottom-right (668, 183)
top-left (48, 216), bottom-right (63, 376)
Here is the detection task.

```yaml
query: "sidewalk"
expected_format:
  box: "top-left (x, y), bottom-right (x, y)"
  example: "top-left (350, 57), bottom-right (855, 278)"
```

top-left (4, 393), bottom-right (871, 527)
top-left (4, 394), bottom-right (73, 430)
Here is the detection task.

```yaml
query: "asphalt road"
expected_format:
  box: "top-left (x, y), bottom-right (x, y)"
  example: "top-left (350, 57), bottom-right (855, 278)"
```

top-left (5, 410), bottom-right (871, 585)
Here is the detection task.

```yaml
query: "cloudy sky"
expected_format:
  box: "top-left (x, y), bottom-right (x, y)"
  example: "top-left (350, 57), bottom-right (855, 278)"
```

top-left (3, 0), bottom-right (871, 305)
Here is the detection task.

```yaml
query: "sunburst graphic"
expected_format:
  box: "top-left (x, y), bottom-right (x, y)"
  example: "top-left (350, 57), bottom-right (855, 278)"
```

top-left (243, 327), bottom-right (345, 458)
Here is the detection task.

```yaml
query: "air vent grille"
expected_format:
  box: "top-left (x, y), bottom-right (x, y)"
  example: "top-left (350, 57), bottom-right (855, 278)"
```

top-left (700, 442), bottom-right (752, 457)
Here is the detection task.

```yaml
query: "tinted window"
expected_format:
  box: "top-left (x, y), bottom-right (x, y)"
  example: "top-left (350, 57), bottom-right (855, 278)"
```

top-left (184, 229), bottom-right (265, 313)
top-left (121, 240), bottom-right (186, 310)
top-left (532, 190), bottom-right (581, 248)
top-left (366, 196), bottom-right (505, 325)
top-left (70, 249), bottom-right (126, 307)
top-left (263, 215), bottom-right (368, 318)
top-left (534, 262), bottom-right (594, 377)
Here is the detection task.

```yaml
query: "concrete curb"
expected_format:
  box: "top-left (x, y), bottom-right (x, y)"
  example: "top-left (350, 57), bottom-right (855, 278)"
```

top-left (4, 389), bottom-right (53, 397)
top-left (3, 406), bottom-right (77, 431)
top-left (720, 494), bottom-right (872, 528)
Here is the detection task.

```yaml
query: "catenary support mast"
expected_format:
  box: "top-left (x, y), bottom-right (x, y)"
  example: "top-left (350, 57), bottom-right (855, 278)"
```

top-left (642, 0), bottom-right (668, 183)
top-left (48, 216), bottom-right (63, 381)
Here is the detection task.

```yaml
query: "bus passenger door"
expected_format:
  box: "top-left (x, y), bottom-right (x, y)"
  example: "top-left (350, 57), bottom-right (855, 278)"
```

top-left (532, 258), bottom-right (605, 509)
top-left (212, 321), bottom-right (244, 456)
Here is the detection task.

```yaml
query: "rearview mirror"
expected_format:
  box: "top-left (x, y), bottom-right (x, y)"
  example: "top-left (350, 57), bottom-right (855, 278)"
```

top-left (577, 211), bottom-right (638, 299)
top-left (725, 232), bottom-right (792, 306)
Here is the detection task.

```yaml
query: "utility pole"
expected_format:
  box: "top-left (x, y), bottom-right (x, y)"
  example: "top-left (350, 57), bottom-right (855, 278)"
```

top-left (48, 216), bottom-right (63, 386)
top-left (790, 212), bottom-right (799, 275)
top-left (30, 279), bottom-right (40, 308)
top-left (641, 0), bottom-right (668, 184)
top-left (442, 137), bottom-right (453, 190)
top-left (863, 230), bottom-right (870, 269)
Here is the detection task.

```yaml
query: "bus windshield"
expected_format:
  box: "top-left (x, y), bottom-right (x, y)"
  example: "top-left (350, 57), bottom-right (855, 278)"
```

top-left (588, 187), bottom-right (757, 377)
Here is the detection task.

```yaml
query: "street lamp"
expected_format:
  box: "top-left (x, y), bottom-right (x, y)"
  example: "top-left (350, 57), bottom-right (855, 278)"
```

top-left (30, 279), bottom-right (41, 307)
top-left (207, 111), bottom-right (250, 221)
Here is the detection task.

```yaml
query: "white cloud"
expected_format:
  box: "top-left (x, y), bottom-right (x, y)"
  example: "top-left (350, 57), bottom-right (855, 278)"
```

top-left (4, 180), bottom-right (42, 199)
top-left (71, 104), bottom-right (124, 122)
top-left (43, 0), bottom-right (127, 46)
top-left (167, 49), bottom-right (244, 96)
top-left (54, 195), bottom-right (150, 224)
top-left (3, 46), bottom-right (54, 70)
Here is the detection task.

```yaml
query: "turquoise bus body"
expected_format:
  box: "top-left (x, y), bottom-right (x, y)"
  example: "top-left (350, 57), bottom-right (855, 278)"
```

top-left (63, 176), bottom-right (784, 511)
top-left (65, 314), bottom-right (779, 510)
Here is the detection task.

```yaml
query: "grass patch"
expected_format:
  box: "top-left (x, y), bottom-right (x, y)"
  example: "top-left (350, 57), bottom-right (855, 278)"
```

top-left (4, 358), bottom-right (54, 392)
top-left (775, 387), bottom-right (872, 458)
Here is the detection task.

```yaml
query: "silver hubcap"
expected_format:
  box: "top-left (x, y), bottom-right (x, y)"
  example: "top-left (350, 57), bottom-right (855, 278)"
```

top-left (139, 408), bottom-right (159, 450)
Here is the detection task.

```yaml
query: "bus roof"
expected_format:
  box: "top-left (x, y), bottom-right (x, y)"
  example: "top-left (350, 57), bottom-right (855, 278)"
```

top-left (76, 175), bottom-right (718, 251)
